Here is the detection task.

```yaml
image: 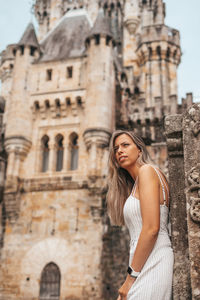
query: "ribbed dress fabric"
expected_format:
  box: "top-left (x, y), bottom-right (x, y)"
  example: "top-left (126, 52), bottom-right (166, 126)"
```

top-left (123, 167), bottom-right (174, 300)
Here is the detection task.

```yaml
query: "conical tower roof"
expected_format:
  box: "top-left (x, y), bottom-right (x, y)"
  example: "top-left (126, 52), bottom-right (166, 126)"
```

top-left (18, 23), bottom-right (40, 49)
top-left (89, 9), bottom-right (113, 38)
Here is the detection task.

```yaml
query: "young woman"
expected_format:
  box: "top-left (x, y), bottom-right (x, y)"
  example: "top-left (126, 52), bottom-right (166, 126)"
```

top-left (107, 130), bottom-right (173, 300)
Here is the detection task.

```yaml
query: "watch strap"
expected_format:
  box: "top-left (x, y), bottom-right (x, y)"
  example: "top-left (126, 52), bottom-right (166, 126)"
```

top-left (127, 266), bottom-right (140, 278)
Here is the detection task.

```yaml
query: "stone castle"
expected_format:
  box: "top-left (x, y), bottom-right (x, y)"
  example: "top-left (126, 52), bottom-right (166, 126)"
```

top-left (0, 0), bottom-right (196, 299)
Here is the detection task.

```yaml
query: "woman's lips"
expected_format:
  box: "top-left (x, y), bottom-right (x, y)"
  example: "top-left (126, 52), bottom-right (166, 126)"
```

top-left (119, 156), bottom-right (127, 162)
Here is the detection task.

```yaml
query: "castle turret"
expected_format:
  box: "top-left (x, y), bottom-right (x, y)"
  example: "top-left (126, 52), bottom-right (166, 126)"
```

top-left (123, 0), bottom-right (140, 68)
top-left (83, 10), bottom-right (115, 179)
top-left (34, 0), bottom-right (99, 41)
top-left (0, 44), bottom-right (16, 125)
top-left (140, 0), bottom-right (165, 27)
top-left (4, 23), bottom-right (40, 187)
top-left (136, 0), bottom-right (181, 112)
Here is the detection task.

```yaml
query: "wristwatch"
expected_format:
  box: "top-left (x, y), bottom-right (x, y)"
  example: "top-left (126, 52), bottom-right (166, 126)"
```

top-left (127, 266), bottom-right (140, 278)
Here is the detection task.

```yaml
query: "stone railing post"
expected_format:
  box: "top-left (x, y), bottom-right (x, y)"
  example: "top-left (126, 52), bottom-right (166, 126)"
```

top-left (165, 115), bottom-right (191, 300)
top-left (183, 103), bottom-right (200, 299)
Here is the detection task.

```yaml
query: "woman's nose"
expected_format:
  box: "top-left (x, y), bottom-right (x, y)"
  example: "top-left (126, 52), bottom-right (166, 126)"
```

top-left (117, 146), bottom-right (123, 154)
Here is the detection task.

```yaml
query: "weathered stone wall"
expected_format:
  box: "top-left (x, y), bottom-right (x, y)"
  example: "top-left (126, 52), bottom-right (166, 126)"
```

top-left (165, 114), bottom-right (191, 299)
top-left (183, 104), bottom-right (200, 299)
top-left (165, 103), bottom-right (200, 300)
top-left (1, 187), bottom-right (104, 300)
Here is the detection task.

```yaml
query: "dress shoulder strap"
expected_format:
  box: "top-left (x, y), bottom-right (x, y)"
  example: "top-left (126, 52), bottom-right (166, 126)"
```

top-left (131, 177), bottom-right (138, 198)
top-left (151, 166), bottom-right (169, 206)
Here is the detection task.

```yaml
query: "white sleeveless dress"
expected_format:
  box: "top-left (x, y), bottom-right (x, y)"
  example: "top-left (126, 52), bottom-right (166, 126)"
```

top-left (123, 168), bottom-right (174, 300)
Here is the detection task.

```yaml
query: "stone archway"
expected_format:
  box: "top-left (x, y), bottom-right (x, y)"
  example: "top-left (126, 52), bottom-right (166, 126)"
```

top-left (19, 237), bottom-right (69, 300)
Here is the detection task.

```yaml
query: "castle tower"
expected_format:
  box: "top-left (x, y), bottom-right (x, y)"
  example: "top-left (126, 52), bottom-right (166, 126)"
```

top-left (34, 0), bottom-right (51, 40)
top-left (4, 23), bottom-right (40, 194)
top-left (136, 0), bottom-right (181, 111)
top-left (34, 0), bottom-right (99, 41)
top-left (83, 10), bottom-right (115, 179)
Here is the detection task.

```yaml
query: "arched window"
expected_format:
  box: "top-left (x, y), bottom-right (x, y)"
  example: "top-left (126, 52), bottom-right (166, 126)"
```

top-left (41, 135), bottom-right (49, 172)
top-left (39, 262), bottom-right (60, 300)
top-left (69, 133), bottom-right (79, 170)
top-left (55, 134), bottom-right (64, 172)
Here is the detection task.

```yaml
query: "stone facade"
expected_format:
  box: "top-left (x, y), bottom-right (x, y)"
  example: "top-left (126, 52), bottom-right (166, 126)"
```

top-left (165, 103), bottom-right (200, 300)
top-left (0, 1), bottom-right (195, 299)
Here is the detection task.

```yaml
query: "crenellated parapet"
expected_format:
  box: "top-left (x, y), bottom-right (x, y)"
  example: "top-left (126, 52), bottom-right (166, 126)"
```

top-left (137, 25), bottom-right (181, 65)
top-left (138, 24), bottom-right (180, 46)
top-left (31, 95), bottom-right (85, 120)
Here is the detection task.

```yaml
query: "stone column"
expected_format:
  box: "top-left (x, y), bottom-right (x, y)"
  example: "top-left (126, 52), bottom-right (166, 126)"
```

top-left (48, 142), bottom-right (55, 173)
top-left (62, 144), bottom-right (69, 172)
top-left (183, 103), bottom-right (200, 299)
top-left (165, 115), bottom-right (191, 300)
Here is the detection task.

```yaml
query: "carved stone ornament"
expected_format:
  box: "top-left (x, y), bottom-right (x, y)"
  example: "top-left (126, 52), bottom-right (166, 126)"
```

top-left (188, 104), bottom-right (200, 137)
top-left (124, 17), bottom-right (140, 35)
top-left (187, 164), bottom-right (200, 187)
top-left (187, 165), bottom-right (200, 222)
top-left (190, 190), bottom-right (200, 223)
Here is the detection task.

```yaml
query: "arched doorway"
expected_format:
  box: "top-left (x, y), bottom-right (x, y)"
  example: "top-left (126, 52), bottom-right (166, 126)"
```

top-left (39, 262), bottom-right (61, 300)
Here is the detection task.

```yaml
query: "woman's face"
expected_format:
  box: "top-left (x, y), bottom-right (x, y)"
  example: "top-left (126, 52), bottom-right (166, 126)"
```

top-left (114, 134), bottom-right (140, 170)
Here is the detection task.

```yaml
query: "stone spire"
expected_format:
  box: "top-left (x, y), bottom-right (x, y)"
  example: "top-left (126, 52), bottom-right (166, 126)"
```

top-left (18, 23), bottom-right (40, 49)
top-left (89, 9), bottom-right (113, 38)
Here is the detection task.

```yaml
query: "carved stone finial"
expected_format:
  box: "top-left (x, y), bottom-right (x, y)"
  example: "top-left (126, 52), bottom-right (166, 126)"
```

top-left (188, 104), bottom-right (200, 137)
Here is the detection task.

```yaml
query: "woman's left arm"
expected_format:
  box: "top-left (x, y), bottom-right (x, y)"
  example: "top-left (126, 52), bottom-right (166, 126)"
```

top-left (118, 165), bottom-right (160, 299)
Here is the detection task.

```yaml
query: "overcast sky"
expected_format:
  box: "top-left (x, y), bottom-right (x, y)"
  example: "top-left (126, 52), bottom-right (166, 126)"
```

top-left (0, 0), bottom-right (200, 102)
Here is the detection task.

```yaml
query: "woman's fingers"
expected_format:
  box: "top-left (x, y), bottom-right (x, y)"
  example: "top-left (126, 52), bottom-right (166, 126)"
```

top-left (117, 295), bottom-right (127, 300)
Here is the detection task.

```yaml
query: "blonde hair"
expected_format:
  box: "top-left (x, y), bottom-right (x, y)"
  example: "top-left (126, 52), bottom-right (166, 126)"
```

top-left (106, 130), bottom-right (152, 226)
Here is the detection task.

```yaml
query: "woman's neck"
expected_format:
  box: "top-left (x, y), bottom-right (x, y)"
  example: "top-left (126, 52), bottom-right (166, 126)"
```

top-left (127, 163), bottom-right (142, 181)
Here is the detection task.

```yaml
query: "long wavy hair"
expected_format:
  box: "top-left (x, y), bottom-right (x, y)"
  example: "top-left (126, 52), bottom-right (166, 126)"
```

top-left (106, 130), bottom-right (152, 226)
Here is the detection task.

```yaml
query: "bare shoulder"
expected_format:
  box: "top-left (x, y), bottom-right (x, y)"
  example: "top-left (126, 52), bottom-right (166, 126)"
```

top-left (138, 164), bottom-right (158, 182)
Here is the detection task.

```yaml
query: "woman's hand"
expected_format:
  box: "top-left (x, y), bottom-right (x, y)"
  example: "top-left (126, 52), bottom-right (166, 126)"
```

top-left (117, 275), bottom-right (136, 300)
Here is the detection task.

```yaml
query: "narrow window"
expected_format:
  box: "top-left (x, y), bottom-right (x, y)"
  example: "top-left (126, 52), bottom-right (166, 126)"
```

top-left (69, 133), bottom-right (79, 170)
top-left (39, 262), bottom-right (60, 300)
top-left (46, 69), bottom-right (52, 81)
top-left (55, 99), bottom-right (61, 117)
top-left (66, 66), bottom-right (73, 78)
top-left (20, 45), bottom-right (24, 55)
top-left (34, 101), bottom-right (40, 110)
top-left (76, 96), bottom-right (82, 106)
top-left (66, 97), bottom-right (71, 107)
top-left (30, 46), bottom-right (35, 56)
top-left (41, 135), bottom-right (49, 172)
top-left (45, 100), bottom-right (50, 109)
top-left (95, 34), bottom-right (100, 45)
top-left (106, 36), bottom-right (111, 46)
top-left (55, 134), bottom-right (64, 172)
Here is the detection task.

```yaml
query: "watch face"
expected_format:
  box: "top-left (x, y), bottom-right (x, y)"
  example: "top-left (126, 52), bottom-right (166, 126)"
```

top-left (127, 266), bottom-right (132, 274)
